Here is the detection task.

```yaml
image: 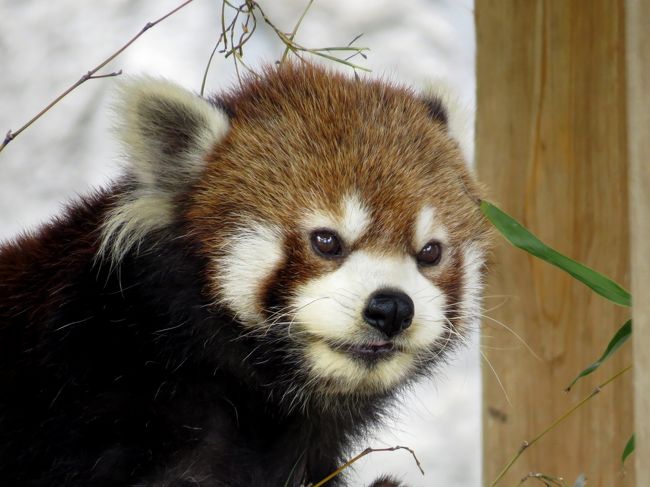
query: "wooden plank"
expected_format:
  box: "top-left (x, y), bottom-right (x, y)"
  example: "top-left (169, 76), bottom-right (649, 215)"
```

top-left (626, 0), bottom-right (650, 484)
top-left (475, 2), bottom-right (634, 486)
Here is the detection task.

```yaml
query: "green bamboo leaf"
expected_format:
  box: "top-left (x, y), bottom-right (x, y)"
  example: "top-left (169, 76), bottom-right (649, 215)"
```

top-left (622, 434), bottom-right (635, 463)
top-left (480, 201), bottom-right (631, 307)
top-left (572, 474), bottom-right (587, 487)
top-left (565, 320), bottom-right (632, 391)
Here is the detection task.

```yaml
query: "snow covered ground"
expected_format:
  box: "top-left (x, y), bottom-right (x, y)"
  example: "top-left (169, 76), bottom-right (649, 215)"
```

top-left (0, 1), bottom-right (480, 485)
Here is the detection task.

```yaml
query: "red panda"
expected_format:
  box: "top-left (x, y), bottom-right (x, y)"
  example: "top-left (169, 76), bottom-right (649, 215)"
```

top-left (0, 63), bottom-right (490, 486)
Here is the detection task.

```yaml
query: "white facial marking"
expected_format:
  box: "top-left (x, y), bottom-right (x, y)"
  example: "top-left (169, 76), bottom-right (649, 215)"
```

top-left (292, 250), bottom-right (447, 390)
top-left (340, 194), bottom-right (371, 243)
top-left (218, 223), bottom-right (283, 324)
top-left (302, 193), bottom-right (370, 244)
top-left (414, 205), bottom-right (448, 250)
top-left (302, 209), bottom-right (335, 232)
top-left (460, 243), bottom-right (485, 330)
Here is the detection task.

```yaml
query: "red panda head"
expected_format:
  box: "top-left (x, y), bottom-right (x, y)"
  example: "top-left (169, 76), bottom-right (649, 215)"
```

top-left (102, 63), bottom-right (490, 405)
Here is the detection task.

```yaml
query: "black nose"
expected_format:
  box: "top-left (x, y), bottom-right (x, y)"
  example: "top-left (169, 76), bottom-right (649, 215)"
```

top-left (363, 290), bottom-right (414, 338)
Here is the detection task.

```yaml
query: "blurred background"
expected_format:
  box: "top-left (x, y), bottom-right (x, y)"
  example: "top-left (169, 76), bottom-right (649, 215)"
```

top-left (0, 1), bottom-right (478, 484)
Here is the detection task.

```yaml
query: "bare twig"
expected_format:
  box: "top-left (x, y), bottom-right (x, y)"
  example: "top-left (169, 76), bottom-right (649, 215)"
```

top-left (280, 0), bottom-right (314, 64)
top-left (253, 1), bottom-right (370, 72)
top-left (490, 365), bottom-right (632, 487)
top-left (200, 42), bottom-right (223, 97)
top-left (200, 0), bottom-right (370, 92)
top-left (517, 472), bottom-right (565, 487)
top-left (86, 70), bottom-right (123, 81)
top-left (344, 33), bottom-right (368, 65)
top-left (199, 0), bottom-right (242, 96)
top-left (0, 0), bottom-right (195, 155)
top-left (311, 445), bottom-right (424, 487)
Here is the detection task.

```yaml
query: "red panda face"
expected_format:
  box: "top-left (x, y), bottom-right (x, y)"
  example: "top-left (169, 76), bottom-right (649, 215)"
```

top-left (186, 65), bottom-right (491, 397)
top-left (103, 64), bottom-right (490, 403)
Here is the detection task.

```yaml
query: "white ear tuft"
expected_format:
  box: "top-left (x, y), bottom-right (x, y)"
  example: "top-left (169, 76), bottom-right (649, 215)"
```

top-left (100, 77), bottom-right (230, 262)
top-left (115, 76), bottom-right (229, 189)
top-left (423, 79), bottom-right (474, 166)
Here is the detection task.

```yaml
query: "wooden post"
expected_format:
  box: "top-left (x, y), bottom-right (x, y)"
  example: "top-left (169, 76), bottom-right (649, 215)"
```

top-left (476, 2), bottom-right (634, 486)
top-left (626, 1), bottom-right (649, 484)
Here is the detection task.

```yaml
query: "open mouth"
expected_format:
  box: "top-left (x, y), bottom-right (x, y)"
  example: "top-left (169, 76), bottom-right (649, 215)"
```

top-left (329, 340), bottom-right (396, 361)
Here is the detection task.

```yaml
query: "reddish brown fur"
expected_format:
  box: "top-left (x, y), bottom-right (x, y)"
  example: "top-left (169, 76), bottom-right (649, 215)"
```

top-left (187, 63), bottom-right (490, 316)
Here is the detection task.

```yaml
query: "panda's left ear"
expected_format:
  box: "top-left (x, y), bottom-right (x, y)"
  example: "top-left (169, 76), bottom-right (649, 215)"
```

top-left (422, 81), bottom-right (473, 165)
top-left (115, 76), bottom-right (230, 192)
top-left (422, 96), bottom-right (449, 126)
top-left (100, 78), bottom-right (230, 263)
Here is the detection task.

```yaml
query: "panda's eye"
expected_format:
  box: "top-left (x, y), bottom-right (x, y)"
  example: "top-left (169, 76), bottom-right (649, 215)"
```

top-left (310, 230), bottom-right (343, 258)
top-left (417, 241), bottom-right (443, 266)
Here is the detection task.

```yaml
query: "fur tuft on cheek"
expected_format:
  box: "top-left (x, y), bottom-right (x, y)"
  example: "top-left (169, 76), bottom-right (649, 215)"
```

top-left (459, 243), bottom-right (485, 330)
top-left (215, 223), bottom-right (284, 324)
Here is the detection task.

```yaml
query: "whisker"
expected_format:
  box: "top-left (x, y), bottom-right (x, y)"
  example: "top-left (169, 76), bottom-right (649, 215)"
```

top-left (480, 349), bottom-right (512, 405)
top-left (477, 314), bottom-right (541, 361)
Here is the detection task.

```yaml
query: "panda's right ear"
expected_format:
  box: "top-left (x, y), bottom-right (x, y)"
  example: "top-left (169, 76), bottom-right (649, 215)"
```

top-left (100, 77), bottom-right (230, 263)
top-left (115, 76), bottom-right (230, 193)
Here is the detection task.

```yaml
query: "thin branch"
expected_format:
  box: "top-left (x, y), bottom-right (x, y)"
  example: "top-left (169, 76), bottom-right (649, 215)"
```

top-left (86, 70), bottom-right (123, 80)
top-left (221, 0), bottom-right (229, 52)
top-left (347, 33), bottom-right (365, 47)
top-left (280, 0), bottom-right (314, 64)
top-left (201, 1), bottom-right (370, 92)
top-left (223, 7), bottom-right (257, 60)
top-left (233, 51), bottom-right (258, 77)
top-left (0, 0), bottom-right (195, 155)
top-left (311, 46), bottom-right (370, 52)
top-left (490, 365), bottom-right (632, 487)
top-left (254, 2), bottom-right (370, 71)
top-left (200, 41), bottom-right (222, 97)
top-left (516, 472), bottom-right (565, 487)
top-left (200, 0), bottom-right (251, 94)
top-left (311, 445), bottom-right (424, 487)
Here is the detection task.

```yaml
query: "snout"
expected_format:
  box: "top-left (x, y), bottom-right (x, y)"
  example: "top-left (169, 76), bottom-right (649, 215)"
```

top-left (363, 289), bottom-right (414, 338)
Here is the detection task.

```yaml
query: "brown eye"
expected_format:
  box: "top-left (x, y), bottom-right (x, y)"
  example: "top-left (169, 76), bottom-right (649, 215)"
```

top-left (417, 241), bottom-right (443, 266)
top-left (310, 230), bottom-right (343, 258)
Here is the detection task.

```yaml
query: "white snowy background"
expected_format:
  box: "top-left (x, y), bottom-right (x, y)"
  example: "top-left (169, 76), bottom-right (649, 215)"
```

top-left (0, 1), bottom-right (479, 485)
